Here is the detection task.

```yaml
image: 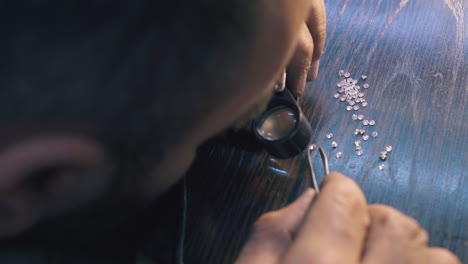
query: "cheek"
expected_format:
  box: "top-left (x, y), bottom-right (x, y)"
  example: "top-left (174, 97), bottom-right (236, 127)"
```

top-left (142, 144), bottom-right (196, 198)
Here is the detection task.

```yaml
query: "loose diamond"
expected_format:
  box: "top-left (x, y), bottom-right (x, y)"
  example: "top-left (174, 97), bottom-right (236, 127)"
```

top-left (347, 78), bottom-right (353, 83)
top-left (378, 164), bottom-right (385, 171)
top-left (352, 80), bottom-right (358, 85)
top-left (354, 129), bottom-right (360, 136)
top-left (339, 70), bottom-right (345, 76)
top-left (353, 105), bottom-right (360, 111)
top-left (349, 100), bottom-right (356, 106)
top-left (385, 145), bottom-right (393, 152)
top-left (352, 114), bottom-right (358, 121)
top-left (336, 152), bottom-right (342, 159)
top-left (340, 96), bottom-right (346, 102)
top-left (363, 120), bottom-right (369, 126)
top-left (363, 135), bottom-right (370, 141)
top-left (326, 133), bottom-right (333, 139)
top-left (369, 120), bottom-right (376, 126)
top-left (354, 140), bottom-right (361, 146)
top-left (362, 101), bottom-right (368, 107)
top-left (371, 131), bottom-right (378, 138)
top-left (359, 129), bottom-right (366, 135)
top-left (356, 149), bottom-right (364, 156)
top-left (356, 145), bottom-right (362, 151)
top-left (334, 93), bottom-right (340, 99)
top-left (358, 114), bottom-right (364, 120)
top-left (363, 83), bottom-right (370, 89)
top-left (380, 153), bottom-right (388, 161)
top-left (309, 144), bottom-right (318, 151)
top-left (346, 105), bottom-right (353, 111)
top-left (361, 75), bottom-right (367, 80)
top-left (358, 92), bottom-right (365, 98)
top-left (381, 151), bottom-right (388, 156)
top-left (332, 141), bottom-right (338, 148)
top-left (344, 72), bottom-right (351, 78)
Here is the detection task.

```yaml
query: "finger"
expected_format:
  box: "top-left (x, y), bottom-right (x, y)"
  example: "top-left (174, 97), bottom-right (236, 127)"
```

top-left (427, 248), bottom-right (462, 264)
top-left (282, 172), bottom-right (369, 264)
top-left (362, 204), bottom-right (430, 264)
top-left (235, 189), bottom-right (316, 264)
top-left (306, 0), bottom-right (327, 80)
top-left (274, 69), bottom-right (287, 93)
top-left (286, 23), bottom-right (313, 97)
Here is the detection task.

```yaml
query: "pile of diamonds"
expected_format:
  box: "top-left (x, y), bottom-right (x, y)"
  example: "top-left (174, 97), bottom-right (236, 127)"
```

top-left (326, 70), bottom-right (392, 171)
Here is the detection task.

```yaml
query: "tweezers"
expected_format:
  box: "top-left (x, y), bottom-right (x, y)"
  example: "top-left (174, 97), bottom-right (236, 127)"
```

top-left (307, 145), bottom-right (329, 194)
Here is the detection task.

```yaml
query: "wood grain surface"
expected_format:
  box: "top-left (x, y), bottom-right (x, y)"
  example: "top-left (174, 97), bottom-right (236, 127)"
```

top-left (178, 0), bottom-right (468, 263)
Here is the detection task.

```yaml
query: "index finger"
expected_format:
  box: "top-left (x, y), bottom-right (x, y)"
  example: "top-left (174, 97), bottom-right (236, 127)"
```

top-left (307, 0), bottom-right (326, 61)
top-left (282, 172), bottom-right (369, 263)
top-left (306, 0), bottom-right (326, 80)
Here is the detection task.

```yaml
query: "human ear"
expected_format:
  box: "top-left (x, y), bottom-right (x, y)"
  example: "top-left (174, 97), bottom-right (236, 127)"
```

top-left (0, 136), bottom-right (110, 238)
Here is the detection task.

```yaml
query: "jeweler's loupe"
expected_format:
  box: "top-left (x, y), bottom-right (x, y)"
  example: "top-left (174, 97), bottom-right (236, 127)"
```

top-left (253, 89), bottom-right (312, 159)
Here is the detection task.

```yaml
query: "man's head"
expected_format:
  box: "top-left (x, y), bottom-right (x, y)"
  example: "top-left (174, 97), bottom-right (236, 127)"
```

top-left (0, 0), bottom-right (314, 242)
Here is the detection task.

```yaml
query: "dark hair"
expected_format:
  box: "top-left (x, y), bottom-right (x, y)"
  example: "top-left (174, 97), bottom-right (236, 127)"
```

top-left (0, 0), bottom-right (257, 170)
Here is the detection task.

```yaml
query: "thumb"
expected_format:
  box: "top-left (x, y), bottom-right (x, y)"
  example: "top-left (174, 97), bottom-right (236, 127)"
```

top-left (235, 188), bottom-right (316, 264)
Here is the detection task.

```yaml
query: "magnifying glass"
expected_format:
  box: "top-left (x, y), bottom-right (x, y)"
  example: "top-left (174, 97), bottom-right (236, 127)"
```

top-left (252, 89), bottom-right (312, 159)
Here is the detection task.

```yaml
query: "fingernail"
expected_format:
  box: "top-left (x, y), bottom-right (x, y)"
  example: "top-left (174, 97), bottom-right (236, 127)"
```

top-left (296, 74), bottom-right (306, 96)
top-left (274, 71), bottom-right (287, 92)
top-left (308, 60), bottom-right (320, 80)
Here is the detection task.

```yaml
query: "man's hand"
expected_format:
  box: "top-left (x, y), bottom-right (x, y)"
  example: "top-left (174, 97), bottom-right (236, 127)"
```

top-left (285, 0), bottom-right (327, 97)
top-left (236, 172), bottom-right (461, 264)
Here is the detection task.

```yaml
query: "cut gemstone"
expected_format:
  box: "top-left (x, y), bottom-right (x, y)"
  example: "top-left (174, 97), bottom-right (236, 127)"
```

top-left (357, 149), bottom-right (364, 156)
top-left (358, 114), bottom-right (364, 120)
top-left (346, 105), bottom-right (353, 111)
top-left (353, 105), bottom-right (360, 111)
top-left (378, 164), bottom-right (385, 171)
top-left (336, 152), bottom-right (342, 159)
top-left (359, 129), bottom-right (366, 135)
top-left (309, 144), bottom-right (318, 151)
top-left (352, 114), bottom-right (358, 121)
top-left (356, 145), bottom-right (362, 151)
top-left (326, 133), bottom-right (333, 139)
top-left (363, 83), bottom-right (370, 89)
top-left (385, 145), bottom-right (393, 152)
top-left (371, 131), bottom-right (378, 138)
top-left (361, 75), bottom-right (367, 80)
top-left (358, 92), bottom-right (365, 98)
top-left (334, 93), bottom-right (340, 99)
top-left (380, 153), bottom-right (387, 161)
top-left (349, 100), bottom-right (356, 106)
top-left (363, 135), bottom-right (370, 141)
top-left (344, 72), bottom-right (351, 78)
top-left (339, 70), bottom-right (345, 76)
top-left (369, 120), bottom-right (376, 126)
top-left (354, 129), bottom-right (360, 136)
top-left (362, 101), bottom-right (368, 107)
top-left (354, 140), bottom-right (361, 146)
top-left (340, 96), bottom-right (347, 102)
top-left (347, 78), bottom-right (353, 83)
top-left (363, 120), bottom-right (369, 126)
top-left (332, 141), bottom-right (338, 148)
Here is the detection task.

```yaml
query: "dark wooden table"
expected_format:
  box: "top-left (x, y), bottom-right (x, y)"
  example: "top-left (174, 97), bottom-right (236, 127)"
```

top-left (171, 0), bottom-right (468, 263)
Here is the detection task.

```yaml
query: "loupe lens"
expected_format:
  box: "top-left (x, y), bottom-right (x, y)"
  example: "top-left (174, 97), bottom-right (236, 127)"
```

top-left (256, 107), bottom-right (297, 141)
